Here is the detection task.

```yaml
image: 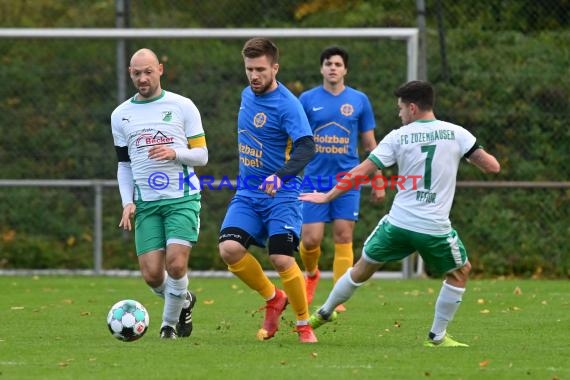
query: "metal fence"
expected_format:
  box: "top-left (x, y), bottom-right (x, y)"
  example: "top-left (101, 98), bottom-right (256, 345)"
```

top-left (0, 0), bottom-right (568, 276)
top-left (0, 180), bottom-right (427, 277)
top-left (1, 180), bottom-right (567, 275)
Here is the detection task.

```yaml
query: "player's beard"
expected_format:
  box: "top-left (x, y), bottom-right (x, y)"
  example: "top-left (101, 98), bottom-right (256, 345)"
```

top-left (250, 81), bottom-right (273, 95)
top-left (137, 83), bottom-right (156, 99)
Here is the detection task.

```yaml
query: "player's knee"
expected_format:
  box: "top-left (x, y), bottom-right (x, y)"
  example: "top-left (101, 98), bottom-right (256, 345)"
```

top-left (301, 236), bottom-right (321, 249)
top-left (218, 240), bottom-right (243, 263)
top-left (218, 227), bottom-right (250, 262)
top-left (332, 222), bottom-right (355, 243)
top-left (142, 270), bottom-right (164, 288)
top-left (268, 233), bottom-right (299, 257)
top-left (333, 233), bottom-right (353, 244)
top-left (166, 263), bottom-right (187, 279)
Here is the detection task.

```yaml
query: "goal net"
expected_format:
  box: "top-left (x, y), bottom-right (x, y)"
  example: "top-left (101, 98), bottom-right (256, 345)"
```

top-left (0, 28), bottom-right (421, 277)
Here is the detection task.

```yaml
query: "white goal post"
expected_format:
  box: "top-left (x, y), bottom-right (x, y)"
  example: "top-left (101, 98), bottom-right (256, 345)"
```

top-left (0, 27), bottom-right (422, 278)
top-left (0, 27), bottom-right (419, 84)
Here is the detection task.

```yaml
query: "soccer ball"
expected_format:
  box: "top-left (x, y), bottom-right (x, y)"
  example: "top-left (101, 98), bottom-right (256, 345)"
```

top-left (107, 299), bottom-right (149, 342)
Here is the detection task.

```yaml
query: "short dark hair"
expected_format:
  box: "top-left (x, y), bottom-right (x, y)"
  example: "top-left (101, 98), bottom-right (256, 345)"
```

top-left (394, 80), bottom-right (435, 111)
top-left (320, 46), bottom-right (349, 68)
top-left (242, 38), bottom-right (279, 64)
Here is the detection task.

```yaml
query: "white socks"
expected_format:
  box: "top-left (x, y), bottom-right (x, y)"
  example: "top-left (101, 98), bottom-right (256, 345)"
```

top-left (162, 275), bottom-right (189, 328)
top-left (320, 268), bottom-right (363, 317)
top-left (429, 281), bottom-right (465, 341)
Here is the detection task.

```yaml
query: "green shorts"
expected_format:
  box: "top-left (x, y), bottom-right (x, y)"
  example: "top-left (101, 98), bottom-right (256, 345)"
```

top-left (134, 194), bottom-right (201, 255)
top-left (363, 216), bottom-right (467, 276)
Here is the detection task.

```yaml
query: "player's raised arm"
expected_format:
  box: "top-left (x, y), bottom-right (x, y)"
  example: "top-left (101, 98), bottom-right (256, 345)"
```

top-left (300, 158), bottom-right (378, 203)
top-left (466, 147), bottom-right (500, 173)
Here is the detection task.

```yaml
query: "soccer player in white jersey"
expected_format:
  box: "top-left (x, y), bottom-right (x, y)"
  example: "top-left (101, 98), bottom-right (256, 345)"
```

top-left (300, 80), bottom-right (500, 347)
top-left (111, 48), bottom-right (207, 339)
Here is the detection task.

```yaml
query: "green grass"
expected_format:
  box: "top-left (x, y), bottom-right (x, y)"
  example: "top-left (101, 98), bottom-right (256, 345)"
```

top-left (1, 276), bottom-right (569, 380)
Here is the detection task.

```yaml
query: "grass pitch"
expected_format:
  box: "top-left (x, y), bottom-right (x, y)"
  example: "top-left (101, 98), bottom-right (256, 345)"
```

top-left (1, 276), bottom-right (568, 380)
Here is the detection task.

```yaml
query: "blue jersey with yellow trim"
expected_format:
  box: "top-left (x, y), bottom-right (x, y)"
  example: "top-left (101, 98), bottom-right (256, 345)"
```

top-left (299, 85), bottom-right (375, 190)
top-left (237, 82), bottom-right (312, 197)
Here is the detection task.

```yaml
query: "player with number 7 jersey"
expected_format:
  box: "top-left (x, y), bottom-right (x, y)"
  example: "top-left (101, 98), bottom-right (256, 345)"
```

top-left (369, 119), bottom-right (474, 235)
top-left (300, 80), bottom-right (500, 348)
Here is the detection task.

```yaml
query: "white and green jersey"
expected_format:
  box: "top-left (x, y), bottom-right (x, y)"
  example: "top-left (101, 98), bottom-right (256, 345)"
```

top-left (368, 119), bottom-right (476, 234)
top-left (111, 90), bottom-right (204, 201)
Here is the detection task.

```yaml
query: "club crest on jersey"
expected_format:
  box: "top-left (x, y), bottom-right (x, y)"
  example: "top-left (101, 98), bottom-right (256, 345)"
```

top-left (340, 103), bottom-right (354, 116)
top-left (162, 111), bottom-right (173, 122)
top-left (253, 112), bottom-right (267, 128)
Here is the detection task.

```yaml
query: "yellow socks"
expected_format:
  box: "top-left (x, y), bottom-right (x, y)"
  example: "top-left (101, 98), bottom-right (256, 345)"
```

top-left (228, 252), bottom-right (275, 300)
top-left (279, 264), bottom-right (309, 321)
top-left (333, 243), bottom-right (353, 283)
top-left (300, 242), bottom-right (321, 275)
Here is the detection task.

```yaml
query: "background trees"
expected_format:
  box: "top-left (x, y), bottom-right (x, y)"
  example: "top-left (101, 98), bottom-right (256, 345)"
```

top-left (0, 0), bottom-right (568, 276)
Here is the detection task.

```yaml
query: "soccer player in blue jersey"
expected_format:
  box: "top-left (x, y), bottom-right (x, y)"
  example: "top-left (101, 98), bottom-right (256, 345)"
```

top-left (298, 46), bottom-right (385, 311)
top-left (218, 38), bottom-right (318, 343)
